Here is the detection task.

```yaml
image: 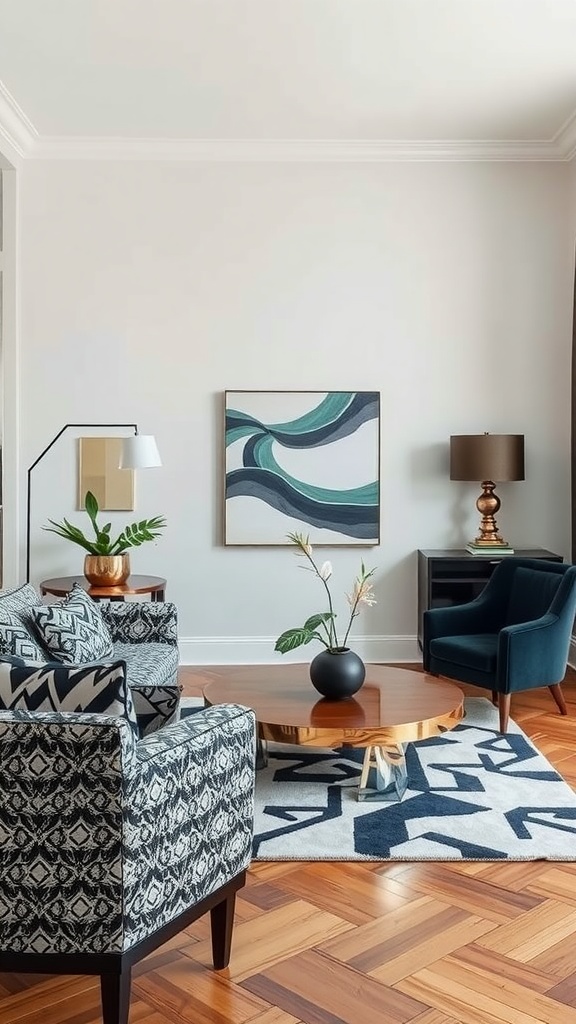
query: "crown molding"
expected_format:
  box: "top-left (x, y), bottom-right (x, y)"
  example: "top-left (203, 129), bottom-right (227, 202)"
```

top-left (0, 80), bottom-right (37, 162)
top-left (555, 108), bottom-right (576, 161)
top-left (26, 135), bottom-right (568, 162)
top-left (0, 77), bottom-right (575, 163)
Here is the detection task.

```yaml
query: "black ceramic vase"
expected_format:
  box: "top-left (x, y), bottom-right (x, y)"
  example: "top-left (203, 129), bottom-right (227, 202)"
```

top-left (309, 647), bottom-right (366, 700)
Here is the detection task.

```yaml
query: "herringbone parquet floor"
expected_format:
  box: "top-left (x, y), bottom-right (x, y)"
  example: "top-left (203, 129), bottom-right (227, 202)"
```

top-left (2, 665), bottom-right (576, 1024)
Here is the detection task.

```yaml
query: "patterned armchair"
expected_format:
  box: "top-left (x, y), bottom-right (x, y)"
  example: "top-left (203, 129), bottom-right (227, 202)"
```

top-left (99, 601), bottom-right (181, 735)
top-left (0, 584), bottom-right (181, 737)
top-left (0, 702), bottom-right (256, 1024)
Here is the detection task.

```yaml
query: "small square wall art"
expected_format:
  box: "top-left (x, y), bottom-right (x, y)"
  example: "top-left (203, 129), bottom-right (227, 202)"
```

top-left (224, 390), bottom-right (380, 545)
top-left (78, 437), bottom-right (134, 511)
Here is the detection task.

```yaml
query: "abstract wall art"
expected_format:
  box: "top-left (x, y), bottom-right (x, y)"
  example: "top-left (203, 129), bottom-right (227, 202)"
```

top-left (78, 437), bottom-right (135, 511)
top-left (224, 391), bottom-right (380, 545)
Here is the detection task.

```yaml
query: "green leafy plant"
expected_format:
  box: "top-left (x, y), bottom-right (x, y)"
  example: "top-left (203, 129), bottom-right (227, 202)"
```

top-left (43, 490), bottom-right (166, 555)
top-left (274, 530), bottom-right (376, 655)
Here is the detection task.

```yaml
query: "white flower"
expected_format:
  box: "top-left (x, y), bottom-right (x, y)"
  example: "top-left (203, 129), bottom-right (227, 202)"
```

top-left (346, 580), bottom-right (377, 609)
top-left (289, 530), bottom-right (313, 557)
top-left (274, 530), bottom-right (377, 656)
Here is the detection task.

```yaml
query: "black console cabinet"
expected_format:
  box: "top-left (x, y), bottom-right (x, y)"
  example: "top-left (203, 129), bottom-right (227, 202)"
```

top-left (417, 548), bottom-right (563, 650)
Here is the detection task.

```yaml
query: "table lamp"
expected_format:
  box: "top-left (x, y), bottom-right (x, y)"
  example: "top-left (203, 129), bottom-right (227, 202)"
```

top-left (449, 432), bottom-right (525, 553)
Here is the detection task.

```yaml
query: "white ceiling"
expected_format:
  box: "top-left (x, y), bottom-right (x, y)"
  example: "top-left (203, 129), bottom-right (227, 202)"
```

top-left (1, 0), bottom-right (576, 161)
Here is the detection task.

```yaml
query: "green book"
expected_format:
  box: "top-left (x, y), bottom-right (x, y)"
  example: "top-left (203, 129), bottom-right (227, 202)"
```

top-left (466, 544), bottom-right (515, 556)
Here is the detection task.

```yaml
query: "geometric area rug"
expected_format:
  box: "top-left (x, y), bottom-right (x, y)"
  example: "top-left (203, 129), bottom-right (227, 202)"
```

top-left (182, 696), bottom-right (576, 863)
top-left (250, 698), bottom-right (576, 862)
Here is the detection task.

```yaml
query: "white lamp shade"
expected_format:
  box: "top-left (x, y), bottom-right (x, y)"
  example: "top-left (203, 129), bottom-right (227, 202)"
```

top-left (119, 434), bottom-right (162, 469)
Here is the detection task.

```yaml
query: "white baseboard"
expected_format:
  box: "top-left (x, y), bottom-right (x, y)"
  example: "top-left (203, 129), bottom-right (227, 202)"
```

top-left (179, 634), bottom-right (576, 670)
top-left (178, 634), bottom-right (421, 665)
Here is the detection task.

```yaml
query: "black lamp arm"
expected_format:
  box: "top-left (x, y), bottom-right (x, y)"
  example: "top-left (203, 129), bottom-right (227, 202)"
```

top-left (26, 423), bottom-right (138, 583)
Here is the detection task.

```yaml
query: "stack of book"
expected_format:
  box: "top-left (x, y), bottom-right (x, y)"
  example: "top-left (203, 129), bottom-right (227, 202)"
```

top-left (466, 543), bottom-right (514, 556)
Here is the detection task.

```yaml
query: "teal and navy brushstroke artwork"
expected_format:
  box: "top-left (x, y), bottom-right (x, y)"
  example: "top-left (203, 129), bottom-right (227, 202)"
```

top-left (224, 391), bottom-right (380, 545)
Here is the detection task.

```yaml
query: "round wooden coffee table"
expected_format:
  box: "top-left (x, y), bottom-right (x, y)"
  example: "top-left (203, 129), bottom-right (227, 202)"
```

top-left (203, 664), bottom-right (464, 801)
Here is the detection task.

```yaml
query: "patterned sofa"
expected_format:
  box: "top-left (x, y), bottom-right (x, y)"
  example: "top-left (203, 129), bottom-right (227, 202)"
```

top-left (0, 584), bottom-right (181, 736)
top-left (0, 701), bottom-right (256, 1024)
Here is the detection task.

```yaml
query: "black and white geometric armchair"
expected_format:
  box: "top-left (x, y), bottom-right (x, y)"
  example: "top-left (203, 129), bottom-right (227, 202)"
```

top-left (0, 583), bottom-right (182, 737)
top-left (99, 599), bottom-right (181, 734)
top-left (0, 701), bottom-right (256, 1024)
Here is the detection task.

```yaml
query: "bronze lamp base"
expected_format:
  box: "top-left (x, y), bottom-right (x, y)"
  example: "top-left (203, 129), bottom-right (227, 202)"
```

top-left (471, 479), bottom-right (510, 547)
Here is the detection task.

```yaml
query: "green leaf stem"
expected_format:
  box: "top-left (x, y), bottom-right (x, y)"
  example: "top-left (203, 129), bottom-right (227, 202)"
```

top-left (43, 491), bottom-right (166, 555)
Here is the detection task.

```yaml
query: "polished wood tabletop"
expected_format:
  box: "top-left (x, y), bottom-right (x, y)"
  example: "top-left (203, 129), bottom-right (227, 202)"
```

top-left (203, 664), bottom-right (464, 747)
top-left (40, 574), bottom-right (167, 601)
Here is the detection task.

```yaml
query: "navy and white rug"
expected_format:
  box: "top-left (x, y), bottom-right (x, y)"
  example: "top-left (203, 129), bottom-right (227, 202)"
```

top-left (181, 697), bottom-right (576, 861)
top-left (253, 698), bottom-right (576, 861)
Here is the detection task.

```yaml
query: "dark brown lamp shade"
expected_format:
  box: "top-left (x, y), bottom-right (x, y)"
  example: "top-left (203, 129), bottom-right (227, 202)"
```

top-left (450, 433), bottom-right (525, 483)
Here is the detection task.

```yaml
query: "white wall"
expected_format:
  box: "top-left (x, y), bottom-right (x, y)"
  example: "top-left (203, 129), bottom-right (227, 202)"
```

top-left (11, 158), bottom-right (573, 662)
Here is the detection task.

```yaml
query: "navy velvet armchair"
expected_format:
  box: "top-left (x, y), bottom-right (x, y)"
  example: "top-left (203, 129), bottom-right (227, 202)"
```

top-left (423, 557), bottom-right (576, 732)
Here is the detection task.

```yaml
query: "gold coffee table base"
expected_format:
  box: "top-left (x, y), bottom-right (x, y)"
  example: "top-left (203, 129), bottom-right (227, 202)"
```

top-left (203, 664), bottom-right (465, 803)
top-left (358, 744), bottom-right (408, 801)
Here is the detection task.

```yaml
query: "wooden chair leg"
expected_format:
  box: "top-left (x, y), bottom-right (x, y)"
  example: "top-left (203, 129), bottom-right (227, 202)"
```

top-left (549, 683), bottom-right (568, 716)
top-left (498, 694), bottom-right (511, 733)
top-left (210, 891), bottom-right (237, 969)
top-left (101, 968), bottom-right (131, 1024)
top-left (491, 691), bottom-right (498, 707)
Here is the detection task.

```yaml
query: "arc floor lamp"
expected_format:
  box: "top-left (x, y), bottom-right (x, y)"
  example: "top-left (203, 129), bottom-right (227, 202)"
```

top-left (26, 424), bottom-right (161, 582)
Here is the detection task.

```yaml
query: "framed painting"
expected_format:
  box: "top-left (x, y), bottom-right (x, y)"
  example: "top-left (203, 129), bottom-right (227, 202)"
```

top-left (78, 437), bottom-right (135, 511)
top-left (224, 390), bottom-right (380, 545)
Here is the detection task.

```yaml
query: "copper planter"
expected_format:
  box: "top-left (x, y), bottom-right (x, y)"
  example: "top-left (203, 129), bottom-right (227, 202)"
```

top-left (84, 554), bottom-right (130, 586)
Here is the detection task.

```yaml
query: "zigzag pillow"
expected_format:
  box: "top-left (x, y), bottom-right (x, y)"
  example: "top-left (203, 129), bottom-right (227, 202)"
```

top-left (0, 657), bottom-right (137, 732)
top-left (30, 584), bottom-right (114, 664)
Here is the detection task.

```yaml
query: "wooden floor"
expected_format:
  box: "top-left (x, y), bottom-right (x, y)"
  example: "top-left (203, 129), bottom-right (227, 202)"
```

top-left (2, 665), bottom-right (576, 1024)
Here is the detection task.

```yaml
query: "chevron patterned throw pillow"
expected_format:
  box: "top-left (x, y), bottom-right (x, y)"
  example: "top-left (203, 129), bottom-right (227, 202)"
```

top-left (31, 584), bottom-right (114, 664)
top-left (0, 657), bottom-right (137, 731)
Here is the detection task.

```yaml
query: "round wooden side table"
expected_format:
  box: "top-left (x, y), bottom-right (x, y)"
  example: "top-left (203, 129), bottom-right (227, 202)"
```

top-left (39, 574), bottom-right (167, 602)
